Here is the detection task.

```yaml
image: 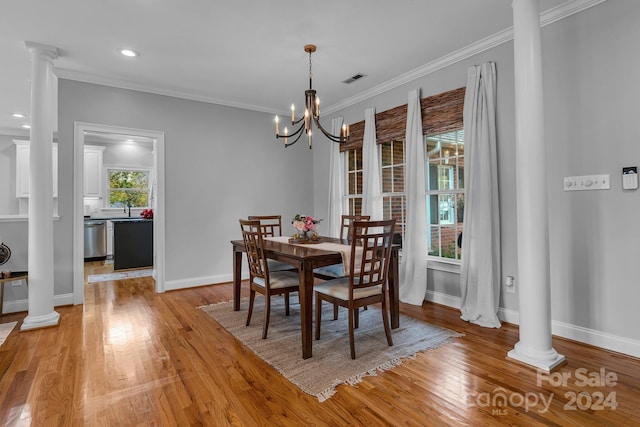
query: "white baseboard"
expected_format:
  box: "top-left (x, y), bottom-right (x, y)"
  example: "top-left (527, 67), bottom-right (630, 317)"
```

top-left (426, 293), bottom-right (640, 359)
top-left (164, 272), bottom-right (248, 291)
top-left (550, 319), bottom-right (640, 359)
top-left (497, 307), bottom-right (640, 358)
top-left (425, 289), bottom-right (461, 309)
top-left (2, 292), bottom-right (75, 314)
top-left (498, 306), bottom-right (520, 324)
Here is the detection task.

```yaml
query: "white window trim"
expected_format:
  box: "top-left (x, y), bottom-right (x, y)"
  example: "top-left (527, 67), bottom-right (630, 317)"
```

top-left (103, 165), bottom-right (152, 209)
top-left (427, 255), bottom-right (461, 273)
top-left (343, 148), bottom-right (364, 214)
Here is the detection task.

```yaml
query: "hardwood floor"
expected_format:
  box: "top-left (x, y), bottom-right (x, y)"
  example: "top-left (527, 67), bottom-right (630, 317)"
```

top-left (1, 262), bottom-right (639, 425)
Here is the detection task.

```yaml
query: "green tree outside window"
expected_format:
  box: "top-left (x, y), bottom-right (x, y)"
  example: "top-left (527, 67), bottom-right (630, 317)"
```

top-left (108, 170), bottom-right (149, 208)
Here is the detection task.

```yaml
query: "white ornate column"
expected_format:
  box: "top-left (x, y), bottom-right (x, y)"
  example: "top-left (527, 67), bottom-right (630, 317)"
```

top-left (507, 0), bottom-right (564, 371)
top-left (21, 42), bottom-right (60, 331)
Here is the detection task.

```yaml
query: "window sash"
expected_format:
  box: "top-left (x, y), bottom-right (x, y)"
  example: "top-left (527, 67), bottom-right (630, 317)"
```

top-left (106, 168), bottom-right (150, 208)
top-left (340, 87), bottom-right (465, 261)
top-left (425, 130), bottom-right (464, 261)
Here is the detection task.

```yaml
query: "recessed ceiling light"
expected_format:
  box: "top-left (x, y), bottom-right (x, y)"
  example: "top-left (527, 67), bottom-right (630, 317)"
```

top-left (119, 48), bottom-right (140, 58)
top-left (12, 113), bottom-right (26, 118)
top-left (21, 124), bottom-right (31, 129)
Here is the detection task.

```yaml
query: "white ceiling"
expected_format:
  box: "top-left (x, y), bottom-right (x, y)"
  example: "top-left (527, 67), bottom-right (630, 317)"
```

top-left (1, 0), bottom-right (588, 136)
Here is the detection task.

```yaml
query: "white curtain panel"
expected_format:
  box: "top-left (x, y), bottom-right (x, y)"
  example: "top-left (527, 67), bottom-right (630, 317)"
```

top-left (460, 61), bottom-right (502, 328)
top-left (327, 117), bottom-right (345, 238)
top-left (399, 89), bottom-right (428, 305)
top-left (362, 107), bottom-right (383, 220)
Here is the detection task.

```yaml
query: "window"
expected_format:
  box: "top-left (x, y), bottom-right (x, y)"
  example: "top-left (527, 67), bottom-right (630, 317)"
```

top-left (381, 139), bottom-right (405, 235)
top-left (341, 87), bottom-right (464, 263)
top-left (345, 148), bottom-right (363, 215)
top-left (426, 130), bottom-right (464, 260)
top-left (107, 169), bottom-right (150, 208)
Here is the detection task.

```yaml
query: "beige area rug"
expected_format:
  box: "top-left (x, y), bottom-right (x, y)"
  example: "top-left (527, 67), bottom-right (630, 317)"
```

top-left (200, 297), bottom-right (463, 401)
top-left (87, 269), bottom-right (153, 283)
top-left (0, 321), bottom-right (17, 348)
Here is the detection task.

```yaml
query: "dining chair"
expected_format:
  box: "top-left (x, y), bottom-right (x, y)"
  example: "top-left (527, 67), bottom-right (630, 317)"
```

top-left (313, 214), bottom-right (370, 280)
top-left (239, 219), bottom-right (300, 339)
top-left (314, 219), bottom-right (395, 359)
top-left (248, 215), bottom-right (292, 272)
top-left (247, 215), bottom-right (282, 237)
top-left (314, 214), bottom-right (371, 320)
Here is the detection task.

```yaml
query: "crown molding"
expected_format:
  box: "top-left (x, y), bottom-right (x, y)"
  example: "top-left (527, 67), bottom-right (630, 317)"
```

top-left (54, 69), bottom-right (279, 115)
top-left (54, 0), bottom-right (607, 118)
top-left (0, 127), bottom-right (29, 138)
top-left (324, 0), bottom-right (607, 115)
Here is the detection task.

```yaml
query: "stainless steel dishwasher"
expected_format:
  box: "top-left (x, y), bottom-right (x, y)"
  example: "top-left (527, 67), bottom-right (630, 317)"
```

top-left (84, 220), bottom-right (107, 259)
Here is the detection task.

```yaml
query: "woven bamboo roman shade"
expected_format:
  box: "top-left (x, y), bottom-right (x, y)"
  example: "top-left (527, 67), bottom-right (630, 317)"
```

top-left (340, 86), bottom-right (465, 152)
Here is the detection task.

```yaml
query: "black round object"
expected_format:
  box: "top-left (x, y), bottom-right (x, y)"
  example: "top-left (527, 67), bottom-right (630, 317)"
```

top-left (0, 243), bottom-right (10, 266)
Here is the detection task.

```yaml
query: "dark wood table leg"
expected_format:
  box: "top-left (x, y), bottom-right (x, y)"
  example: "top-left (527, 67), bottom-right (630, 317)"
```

top-left (233, 247), bottom-right (242, 311)
top-left (299, 260), bottom-right (314, 359)
top-left (389, 248), bottom-right (400, 329)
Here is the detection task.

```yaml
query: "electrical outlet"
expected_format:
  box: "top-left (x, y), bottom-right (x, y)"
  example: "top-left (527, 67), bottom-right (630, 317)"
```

top-left (505, 276), bottom-right (516, 293)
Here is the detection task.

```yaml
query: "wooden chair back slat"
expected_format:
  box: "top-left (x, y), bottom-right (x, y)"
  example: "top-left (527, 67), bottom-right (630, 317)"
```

top-left (350, 219), bottom-right (395, 292)
top-left (239, 219), bottom-right (268, 282)
top-left (340, 214), bottom-right (371, 242)
top-left (248, 215), bottom-right (282, 237)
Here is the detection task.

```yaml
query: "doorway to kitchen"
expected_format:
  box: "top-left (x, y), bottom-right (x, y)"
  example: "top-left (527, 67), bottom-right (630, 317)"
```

top-left (72, 123), bottom-right (165, 305)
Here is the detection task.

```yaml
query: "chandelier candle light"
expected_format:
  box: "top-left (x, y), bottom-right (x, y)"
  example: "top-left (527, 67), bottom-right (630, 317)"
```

top-left (274, 44), bottom-right (349, 149)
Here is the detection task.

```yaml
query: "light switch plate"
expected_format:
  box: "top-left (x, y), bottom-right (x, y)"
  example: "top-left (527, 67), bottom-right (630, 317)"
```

top-left (564, 174), bottom-right (610, 191)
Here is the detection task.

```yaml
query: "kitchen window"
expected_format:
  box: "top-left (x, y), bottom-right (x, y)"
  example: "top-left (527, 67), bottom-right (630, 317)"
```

top-left (106, 168), bottom-right (150, 208)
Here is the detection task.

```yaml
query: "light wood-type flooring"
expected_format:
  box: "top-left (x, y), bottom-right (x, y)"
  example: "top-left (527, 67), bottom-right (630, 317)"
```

top-left (0, 260), bottom-right (639, 425)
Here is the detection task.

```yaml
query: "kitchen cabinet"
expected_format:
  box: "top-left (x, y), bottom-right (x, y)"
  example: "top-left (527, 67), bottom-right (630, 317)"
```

top-left (84, 145), bottom-right (105, 198)
top-left (112, 219), bottom-right (153, 270)
top-left (14, 140), bottom-right (58, 198)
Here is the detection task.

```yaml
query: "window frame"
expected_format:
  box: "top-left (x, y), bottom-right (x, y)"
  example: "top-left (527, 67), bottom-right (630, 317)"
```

top-left (380, 139), bottom-right (406, 238)
top-left (104, 166), bottom-right (152, 209)
top-left (425, 129), bottom-right (464, 264)
top-left (344, 147), bottom-right (364, 216)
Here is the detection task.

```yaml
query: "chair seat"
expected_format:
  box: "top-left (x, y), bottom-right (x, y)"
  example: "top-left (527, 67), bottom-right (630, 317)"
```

top-left (253, 271), bottom-right (300, 290)
top-left (314, 277), bottom-right (382, 300)
top-left (313, 263), bottom-right (345, 279)
top-left (266, 259), bottom-right (294, 272)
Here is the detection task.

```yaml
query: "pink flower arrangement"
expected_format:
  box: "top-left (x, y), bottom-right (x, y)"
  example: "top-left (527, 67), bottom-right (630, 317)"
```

top-left (292, 214), bottom-right (321, 233)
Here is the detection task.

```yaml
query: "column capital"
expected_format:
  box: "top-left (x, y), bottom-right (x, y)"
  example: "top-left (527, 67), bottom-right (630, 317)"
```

top-left (25, 41), bottom-right (59, 61)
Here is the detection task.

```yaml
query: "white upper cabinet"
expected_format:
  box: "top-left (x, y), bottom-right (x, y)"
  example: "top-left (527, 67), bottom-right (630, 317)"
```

top-left (14, 140), bottom-right (58, 198)
top-left (84, 145), bottom-right (105, 198)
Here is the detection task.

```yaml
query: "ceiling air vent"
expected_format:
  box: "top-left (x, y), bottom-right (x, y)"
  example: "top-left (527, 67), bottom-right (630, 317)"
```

top-left (342, 73), bottom-right (367, 84)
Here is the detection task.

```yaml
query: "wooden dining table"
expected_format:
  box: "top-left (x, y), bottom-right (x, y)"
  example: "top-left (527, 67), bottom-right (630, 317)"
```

top-left (231, 236), bottom-right (400, 359)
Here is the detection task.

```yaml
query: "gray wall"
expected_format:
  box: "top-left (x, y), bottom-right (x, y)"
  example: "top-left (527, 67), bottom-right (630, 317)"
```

top-left (2, 0), bottom-right (638, 355)
top-left (1, 79), bottom-right (316, 299)
top-left (314, 0), bottom-right (640, 347)
top-left (58, 80), bottom-right (316, 289)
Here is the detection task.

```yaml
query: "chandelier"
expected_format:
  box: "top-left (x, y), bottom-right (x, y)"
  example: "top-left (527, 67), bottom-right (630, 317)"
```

top-left (274, 44), bottom-right (349, 149)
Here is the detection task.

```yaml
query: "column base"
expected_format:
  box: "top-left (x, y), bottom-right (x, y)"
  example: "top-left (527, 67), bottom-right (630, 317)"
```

top-left (20, 311), bottom-right (60, 331)
top-left (507, 341), bottom-right (566, 373)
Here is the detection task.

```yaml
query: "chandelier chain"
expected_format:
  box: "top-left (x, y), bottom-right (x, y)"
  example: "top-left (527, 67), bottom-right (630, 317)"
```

top-left (273, 44), bottom-right (349, 148)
